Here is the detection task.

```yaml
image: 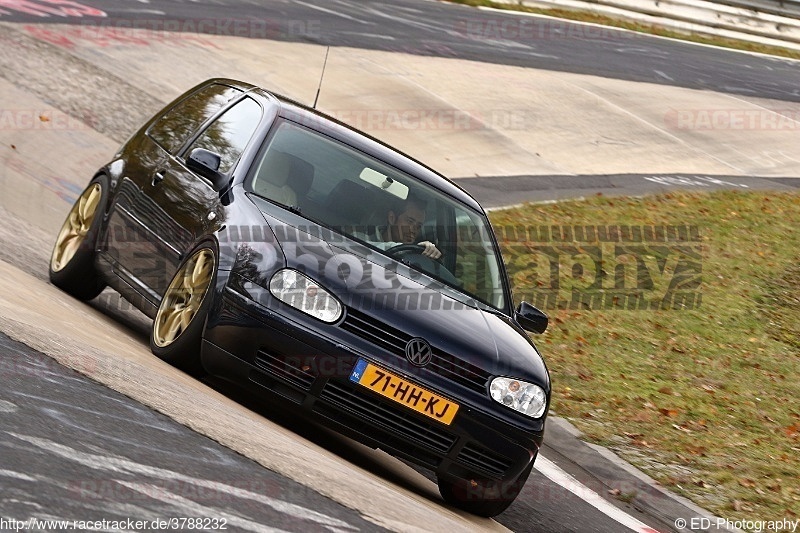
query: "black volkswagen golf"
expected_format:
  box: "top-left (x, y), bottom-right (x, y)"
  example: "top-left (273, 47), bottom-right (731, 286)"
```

top-left (49, 78), bottom-right (550, 517)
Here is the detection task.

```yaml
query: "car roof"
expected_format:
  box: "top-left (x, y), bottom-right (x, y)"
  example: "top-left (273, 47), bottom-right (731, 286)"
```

top-left (207, 78), bottom-right (484, 214)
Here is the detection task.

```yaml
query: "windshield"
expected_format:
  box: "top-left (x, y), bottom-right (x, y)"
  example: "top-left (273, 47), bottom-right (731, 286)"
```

top-left (248, 119), bottom-right (508, 311)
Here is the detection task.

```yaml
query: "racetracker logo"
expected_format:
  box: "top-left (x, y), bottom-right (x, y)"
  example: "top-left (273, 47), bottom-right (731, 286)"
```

top-left (665, 108), bottom-right (800, 131)
top-left (0, 108), bottom-right (93, 130)
top-left (288, 108), bottom-right (536, 132)
top-left (22, 17), bottom-right (322, 49)
top-left (453, 17), bottom-right (638, 42)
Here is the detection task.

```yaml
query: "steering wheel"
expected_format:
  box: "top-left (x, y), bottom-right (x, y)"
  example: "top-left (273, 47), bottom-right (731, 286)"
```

top-left (385, 244), bottom-right (426, 259)
top-left (385, 244), bottom-right (460, 286)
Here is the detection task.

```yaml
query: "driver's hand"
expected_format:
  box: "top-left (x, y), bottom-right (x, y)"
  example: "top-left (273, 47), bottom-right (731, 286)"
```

top-left (419, 241), bottom-right (442, 260)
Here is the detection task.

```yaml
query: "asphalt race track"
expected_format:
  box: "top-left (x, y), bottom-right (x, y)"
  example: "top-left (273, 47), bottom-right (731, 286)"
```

top-left (0, 331), bottom-right (387, 533)
top-left (4, 0), bottom-right (800, 103)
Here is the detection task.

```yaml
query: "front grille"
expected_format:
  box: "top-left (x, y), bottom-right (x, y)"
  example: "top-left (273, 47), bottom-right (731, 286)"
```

top-left (318, 380), bottom-right (457, 456)
top-left (254, 350), bottom-right (315, 390)
top-left (341, 308), bottom-right (404, 353)
top-left (456, 442), bottom-right (513, 478)
top-left (341, 309), bottom-right (491, 393)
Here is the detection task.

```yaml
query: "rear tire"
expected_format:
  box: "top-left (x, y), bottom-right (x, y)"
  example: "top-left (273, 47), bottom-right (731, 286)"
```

top-left (437, 461), bottom-right (533, 517)
top-left (150, 244), bottom-right (216, 377)
top-left (49, 178), bottom-right (107, 300)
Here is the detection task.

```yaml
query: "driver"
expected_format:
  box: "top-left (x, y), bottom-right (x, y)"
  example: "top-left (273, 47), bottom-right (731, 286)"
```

top-left (358, 194), bottom-right (442, 259)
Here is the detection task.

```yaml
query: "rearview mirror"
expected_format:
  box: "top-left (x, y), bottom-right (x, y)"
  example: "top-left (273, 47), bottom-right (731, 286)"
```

top-left (515, 302), bottom-right (548, 334)
top-left (187, 148), bottom-right (228, 192)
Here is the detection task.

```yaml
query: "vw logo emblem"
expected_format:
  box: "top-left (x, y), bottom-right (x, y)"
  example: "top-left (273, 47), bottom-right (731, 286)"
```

top-left (405, 338), bottom-right (433, 367)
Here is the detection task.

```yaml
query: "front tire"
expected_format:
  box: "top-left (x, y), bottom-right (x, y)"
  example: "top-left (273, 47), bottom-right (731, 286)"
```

top-left (437, 461), bottom-right (533, 517)
top-left (150, 245), bottom-right (216, 376)
top-left (49, 178), bottom-right (107, 300)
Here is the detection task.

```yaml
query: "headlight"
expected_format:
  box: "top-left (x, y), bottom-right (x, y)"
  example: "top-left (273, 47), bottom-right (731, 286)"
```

top-left (490, 377), bottom-right (547, 418)
top-left (269, 269), bottom-right (342, 323)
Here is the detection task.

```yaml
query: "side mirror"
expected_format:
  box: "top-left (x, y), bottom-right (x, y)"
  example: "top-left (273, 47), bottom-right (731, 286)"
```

top-left (187, 148), bottom-right (228, 192)
top-left (515, 302), bottom-right (548, 334)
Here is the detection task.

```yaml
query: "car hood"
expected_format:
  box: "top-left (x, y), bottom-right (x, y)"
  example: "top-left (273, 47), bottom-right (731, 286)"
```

top-left (252, 197), bottom-right (548, 386)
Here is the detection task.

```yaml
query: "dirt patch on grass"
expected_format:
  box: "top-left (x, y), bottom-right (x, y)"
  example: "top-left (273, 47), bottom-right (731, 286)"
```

top-left (760, 263), bottom-right (800, 350)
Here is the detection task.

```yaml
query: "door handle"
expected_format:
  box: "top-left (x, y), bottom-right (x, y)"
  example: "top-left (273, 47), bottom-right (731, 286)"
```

top-left (152, 170), bottom-right (166, 186)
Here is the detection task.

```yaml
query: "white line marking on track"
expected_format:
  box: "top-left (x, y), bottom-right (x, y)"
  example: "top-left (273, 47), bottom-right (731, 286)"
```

top-left (117, 481), bottom-right (292, 533)
top-left (0, 468), bottom-right (37, 481)
top-left (568, 82), bottom-right (746, 173)
top-left (338, 31), bottom-right (395, 40)
top-left (535, 456), bottom-right (663, 533)
top-left (291, 0), bottom-right (373, 25)
top-left (9, 433), bottom-right (359, 531)
top-left (115, 9), bottom-right (166, 15)
top-left (721, 93), bottom-right (800, 129)
top-left (654, 70), bottom-right (674, 81)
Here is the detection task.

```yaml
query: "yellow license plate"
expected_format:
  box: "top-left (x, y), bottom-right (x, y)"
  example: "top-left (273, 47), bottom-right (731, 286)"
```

top-left (349, 359), bottom-right (459, 425)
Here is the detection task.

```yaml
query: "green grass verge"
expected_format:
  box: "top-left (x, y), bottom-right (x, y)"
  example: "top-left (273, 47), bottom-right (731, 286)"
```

top-left (489, 190), bottom-right (800, 522)
top-left (445, 0), bottom-right (800, 60)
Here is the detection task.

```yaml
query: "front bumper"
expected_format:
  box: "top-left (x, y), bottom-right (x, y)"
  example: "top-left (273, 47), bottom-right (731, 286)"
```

top-left (202, 275), bottom-right (545, 484)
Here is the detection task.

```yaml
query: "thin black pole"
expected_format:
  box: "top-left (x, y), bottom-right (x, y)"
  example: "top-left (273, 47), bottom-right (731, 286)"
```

top-left (313, 47), bottom-right (330, 109)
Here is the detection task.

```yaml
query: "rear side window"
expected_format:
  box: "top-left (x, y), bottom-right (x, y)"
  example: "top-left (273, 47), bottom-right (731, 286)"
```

top-left (187, 97), bottom-right (263, 174)
top-left (147, 84), bottom-right (242, 154)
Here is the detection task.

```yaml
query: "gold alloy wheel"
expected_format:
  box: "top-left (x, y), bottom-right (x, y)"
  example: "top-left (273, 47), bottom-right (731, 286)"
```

top-left (50, 183), bottom-right (102, 272)
top-left (153, 249), bottom-right (215, 347)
